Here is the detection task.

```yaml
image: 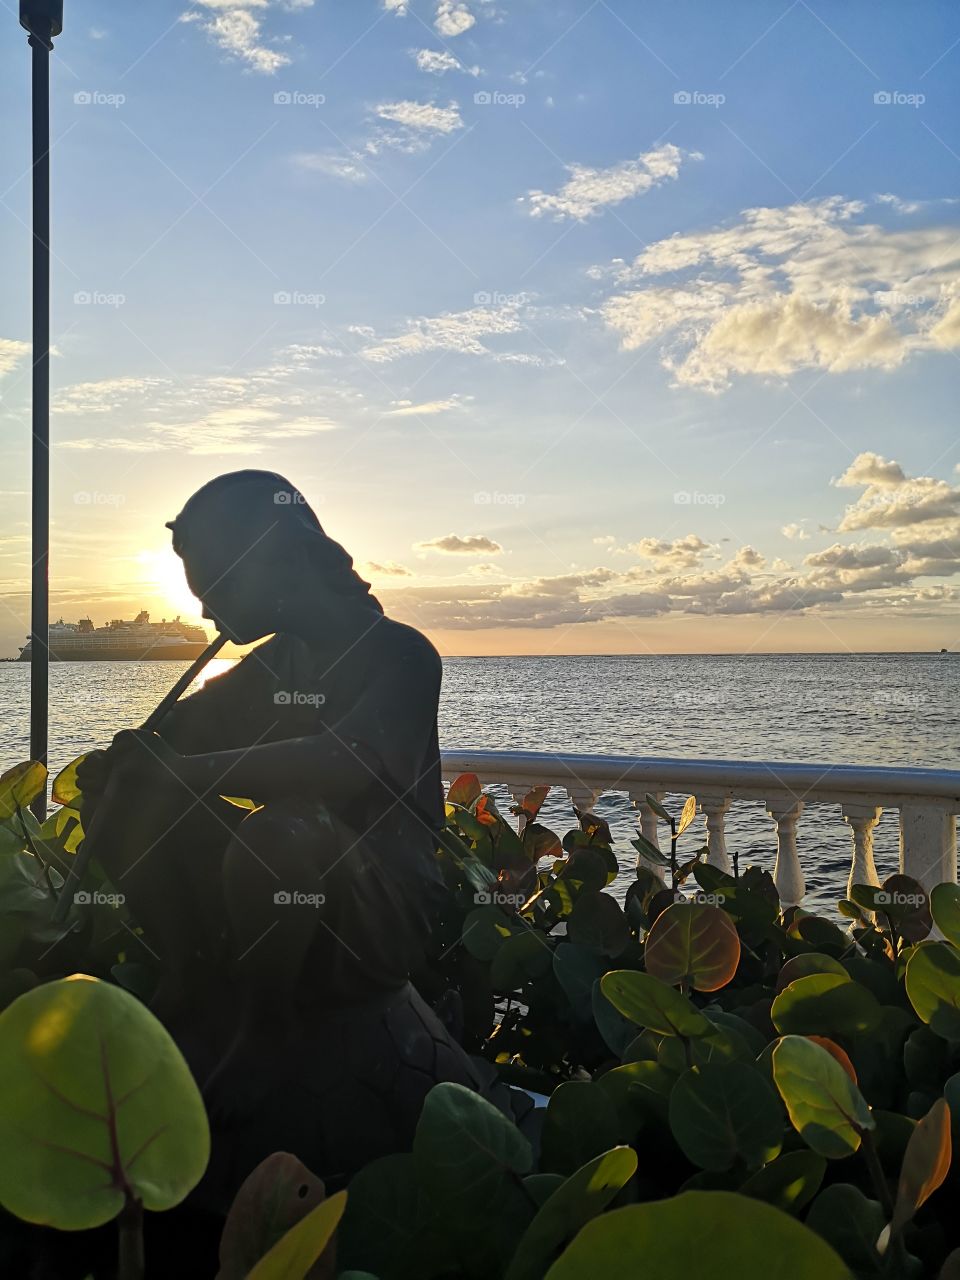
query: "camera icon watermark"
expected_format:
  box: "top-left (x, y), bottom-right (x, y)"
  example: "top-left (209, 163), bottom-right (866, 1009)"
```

top-left (74, 90), bottom-right (125, 108)
top-left (874, 90), bottom-right (924, 108)
top-left (273, 290), bottom-right (325, 308)
top-left (673, 89), bottom-right (725, 108)
top-left (74, 889), bottom-right (125, 907)
top-left (74, 291), bottom-right (126, 308)
top-left (273, 90), bottom-right (326, 108)
top-left (273, 690), bottom-right (327, 708)
top-left (874, 890), bottom-right (925, 907)
top-left (273, 488), bottom-right (308, 505)
top-left (674, 490), bottom-right (726, 506)
top-left (274, 889), bottom-right (326, 907)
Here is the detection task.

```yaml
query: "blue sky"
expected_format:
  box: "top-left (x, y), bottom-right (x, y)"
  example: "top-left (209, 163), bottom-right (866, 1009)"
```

top-left (1, 0), bottom-right (959, 656)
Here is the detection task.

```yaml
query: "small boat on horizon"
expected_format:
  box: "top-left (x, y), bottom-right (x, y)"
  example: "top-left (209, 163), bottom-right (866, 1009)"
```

top-left (18, 611), bottom-right (209, 662)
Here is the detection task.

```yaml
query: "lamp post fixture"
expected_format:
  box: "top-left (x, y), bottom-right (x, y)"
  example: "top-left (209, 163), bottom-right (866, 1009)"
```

top-left (19, 0), bottom-right (63, 819)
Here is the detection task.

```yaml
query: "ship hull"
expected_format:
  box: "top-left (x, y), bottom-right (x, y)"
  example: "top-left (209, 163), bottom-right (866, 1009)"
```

top-left (18, 643), bottom-right (211, 662)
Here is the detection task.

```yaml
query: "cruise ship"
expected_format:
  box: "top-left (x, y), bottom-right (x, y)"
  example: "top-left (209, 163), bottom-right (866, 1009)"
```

top-left (18, 611), bottom-right (209, 662)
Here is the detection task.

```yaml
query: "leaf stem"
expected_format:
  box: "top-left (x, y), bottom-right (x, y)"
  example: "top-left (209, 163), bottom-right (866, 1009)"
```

top-left (117, 1195), bottom-right (144, 1280)
top-left (860, 1129), bottom-right (893, 1217)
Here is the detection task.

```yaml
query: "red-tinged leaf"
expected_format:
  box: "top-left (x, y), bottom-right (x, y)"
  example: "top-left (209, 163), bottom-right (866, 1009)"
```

top-left (806, 1035), bottom-right (857, 1084)
top-left (891, 1097), bottom-right (951, 1238)
top-left (447, 773), bottom-right (482, 808)
top-left (217, 1152), bottom-right (332, 1280)
top-left (645, 903), bottom-right (741, 993)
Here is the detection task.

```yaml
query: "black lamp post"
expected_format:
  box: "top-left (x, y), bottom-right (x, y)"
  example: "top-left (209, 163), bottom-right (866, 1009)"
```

top-left (19, 0), bottom-right (62, 819)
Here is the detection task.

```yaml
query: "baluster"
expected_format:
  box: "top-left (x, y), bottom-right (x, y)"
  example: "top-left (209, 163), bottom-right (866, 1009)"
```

top-left (767, 798), bottom-right (805, 907)
top-left (841, 803), bottom-right (882, 900)
top-left (566, 785), bottom-right (598, 816)
top-left (899, 803), bottom-right (958, 892)
top-left (629, 788), bottom-right (667, 884)
top-left (699, 795), bottom-right (732, 872)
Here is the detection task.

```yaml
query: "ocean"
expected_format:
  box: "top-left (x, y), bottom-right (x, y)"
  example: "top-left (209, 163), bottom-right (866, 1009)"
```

top-left (1, 652), bottom-right (956, 913)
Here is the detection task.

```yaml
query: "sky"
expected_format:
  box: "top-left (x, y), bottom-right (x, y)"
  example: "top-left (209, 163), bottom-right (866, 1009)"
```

top-left (1, 0), bottom-right (960, 658)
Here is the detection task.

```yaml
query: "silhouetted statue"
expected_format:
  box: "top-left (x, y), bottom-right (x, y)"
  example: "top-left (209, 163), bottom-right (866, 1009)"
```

top-left (77, 471), bottom-right (483, 1203)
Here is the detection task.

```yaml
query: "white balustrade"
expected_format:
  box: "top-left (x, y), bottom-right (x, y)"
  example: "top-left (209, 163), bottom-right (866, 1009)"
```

top-left (440, 749), bottom-right (960, 907)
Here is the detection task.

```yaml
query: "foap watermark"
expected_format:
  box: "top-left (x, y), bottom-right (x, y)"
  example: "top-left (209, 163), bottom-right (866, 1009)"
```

top-left (874, 90), bottom-right (925, 108)
top-left (874, 889), bottom-right (925, 908)
top-left (74, 290), bottom-right (126, 308)
top-left (474, 90), bottom-right (525, 108)
top-left (274, 889), bottom-right (326, 907)
top-left (690, 891), bottom-right (727, 907)
top-left (74, 90), bottom-right (125, 108)
top-left (474, 490), bottom-right (526, 507)
top-left (474, 290), bottom-right (529, 307)
top-left (874, 690), bottom-right (925, 709)
top-left (674, 89), bottom-right (725, 108)
top-left (273, 90), bottom-right (326, 108)
top-left (274, 488), bottom-right (308, 505)
top-left (274, 690), bottom-right (327, 708)
top-left (475, 890), bottom-right (526, 907)
top-left (74, 491), bottom-right (125, 507)
top-left (674, 490), bottom-right (726, 507)
top-left (74, 889), bottom-right (125, 907)
top-left (274, 290), bottom-right (325, 308)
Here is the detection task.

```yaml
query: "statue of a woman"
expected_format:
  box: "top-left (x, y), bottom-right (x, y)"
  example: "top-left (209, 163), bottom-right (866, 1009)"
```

top-left (77, 472), bottom-right (479, 1195)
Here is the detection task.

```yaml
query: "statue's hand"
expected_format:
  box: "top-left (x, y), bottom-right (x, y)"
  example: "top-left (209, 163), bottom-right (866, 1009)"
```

top-left (106, 729), bottom-right (189, 791)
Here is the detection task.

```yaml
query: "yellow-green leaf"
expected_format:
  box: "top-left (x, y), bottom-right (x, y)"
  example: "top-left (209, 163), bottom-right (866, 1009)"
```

top-left (246, 1189), bottom-right (346, 1279)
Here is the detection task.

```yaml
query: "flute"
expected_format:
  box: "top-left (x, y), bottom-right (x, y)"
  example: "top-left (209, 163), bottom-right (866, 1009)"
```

top-left (52, 631), bottom-right (228, 925)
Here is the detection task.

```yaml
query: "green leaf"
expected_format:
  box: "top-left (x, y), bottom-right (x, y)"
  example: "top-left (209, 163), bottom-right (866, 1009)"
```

top-left (0, 974), bottom-right (209, 1230)
top-left (644, 793), bottom-right (671, 823)
top-left (891, 1096), bottom-right (951, 1238)
top-left (0, 762), bottom-right (48, 819)
top-left (644, 902), bottom-right (741, 992)
top-left (504, 1147), bottom-right (637, 1280)
top-left (0, 851), bottom-right (52, 916)
top-left (772, 1035), bottom-right (874, 1159)
top-left (339, 1153), bottom-right (449, 1280)
top-left (540, 1081), bottom-right (623, 1177)
top-left (490, 930), bottom-right (553, 991)
top-left (630, 833), bottom-right (670, 866)
top-left (739, 1150), bottom-right (826, 1214)
top-left (600, 970), bottom-right (711, 1037)
top-left (932, 884), bottom-right (960, 948)
top-left (905, 943), bottom-right (960, 1041)
top-left (668, 1063), bottom-right (783, 1171)
top-left (543, 1193), bottom-right (851, 1279)
top-left (413, 1082), bottom-right (532, 1216)
top-left (775, 952), bottom-right (848, 992)
top-left (805, 1183), bottom-right (885, 1274)
top-left (246, 1190), bottom-right (345, 1280)
top-left (567, 893), bottom-right (629, 957)
top-left (461, 905), bottom-right (518, 962)
top-left (771, 973), bottom-right (882, 1038)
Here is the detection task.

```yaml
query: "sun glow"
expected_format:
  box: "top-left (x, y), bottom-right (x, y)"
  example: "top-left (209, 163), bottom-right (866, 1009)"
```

top-left (135, 546), bottom-right (203, 621)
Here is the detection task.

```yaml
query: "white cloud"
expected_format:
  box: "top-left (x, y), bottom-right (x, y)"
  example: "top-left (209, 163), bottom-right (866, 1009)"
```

top-left (362, 303), bottom-right (526, 362)
top-left (435, 1), bottom-right (475, 37)
top-left (386, 395), bottom-right (467, 416)
top-left (598, 196), bottom-right (960, 391)
top-left (292, 152), bottom-right (368, 183)
top-left (781, 523), bottom-right (810, 541)
top-left (416, 533), bottom-right (503, 554)
top-left (523, 144), bottom-right (696, 222)
top-left (0, 339), bottom-right (31, 379)
top-left (629, 534), bottom-right (710, 569)
top-left (182, 1), bottom-right (292, 74)
top-left (414, 48), bottom-right (480, 76)
top-left (375, 99), bottom-right (463, 134)
top-left (834, 452), bottom-right (906, 489)
top-left (363, 560), bottom-right (412, 577)
top-left (383, 0), bottom-right (409, 13)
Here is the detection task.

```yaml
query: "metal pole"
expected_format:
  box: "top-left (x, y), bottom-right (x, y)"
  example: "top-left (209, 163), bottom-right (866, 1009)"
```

top-left (20, 1), bottom-right (62, 820)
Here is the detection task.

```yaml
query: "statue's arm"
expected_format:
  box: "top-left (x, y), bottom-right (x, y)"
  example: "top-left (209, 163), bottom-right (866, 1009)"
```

top-left (177, 630), bottom-right (441, 807)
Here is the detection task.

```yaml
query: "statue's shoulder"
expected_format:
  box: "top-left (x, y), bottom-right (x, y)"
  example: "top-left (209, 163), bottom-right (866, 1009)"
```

top-left (376, 617), bottom-right (442, 678)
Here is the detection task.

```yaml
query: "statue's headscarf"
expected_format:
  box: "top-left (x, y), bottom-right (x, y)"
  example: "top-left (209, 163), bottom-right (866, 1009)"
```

top-left (166, 470), bottom-right (383, 613)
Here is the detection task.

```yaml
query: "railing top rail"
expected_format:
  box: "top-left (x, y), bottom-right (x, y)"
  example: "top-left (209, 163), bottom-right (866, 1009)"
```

top-left (440, 748), bottom-right (960, 805)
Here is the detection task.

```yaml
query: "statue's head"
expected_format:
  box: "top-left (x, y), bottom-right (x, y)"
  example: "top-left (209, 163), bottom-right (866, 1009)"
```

top-left (166, 471), bottom-right (381, 644)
